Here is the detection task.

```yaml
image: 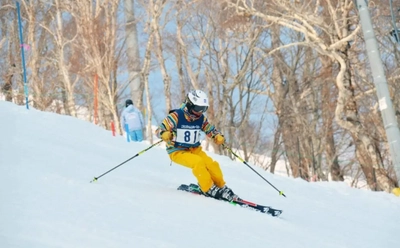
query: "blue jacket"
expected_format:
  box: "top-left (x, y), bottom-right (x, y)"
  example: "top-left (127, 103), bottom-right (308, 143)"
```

top-left (120, 105), bottom-right (144, 131)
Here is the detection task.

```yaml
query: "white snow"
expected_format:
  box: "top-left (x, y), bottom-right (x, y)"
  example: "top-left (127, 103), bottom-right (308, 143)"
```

top-left (1, 100), bottom-right (399, 248)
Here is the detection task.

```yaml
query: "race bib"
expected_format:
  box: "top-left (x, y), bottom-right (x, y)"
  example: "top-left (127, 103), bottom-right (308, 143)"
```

top-left (175, 128), bottom-right (201, 145)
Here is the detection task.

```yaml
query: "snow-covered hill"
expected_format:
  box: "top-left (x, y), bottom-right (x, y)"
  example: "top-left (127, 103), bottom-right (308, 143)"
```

top-left (1, 100), bottom-right (399, 248)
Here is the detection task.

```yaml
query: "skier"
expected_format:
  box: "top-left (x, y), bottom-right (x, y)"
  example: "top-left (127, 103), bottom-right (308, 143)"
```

top-left (155, 90), bottom-right (239, 201)
top-left (121, 99), bottom-right (145, 142)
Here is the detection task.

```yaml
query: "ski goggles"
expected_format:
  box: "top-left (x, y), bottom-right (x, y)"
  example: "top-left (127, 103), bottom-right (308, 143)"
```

top-left (192, 105), bottom-right (208, 113)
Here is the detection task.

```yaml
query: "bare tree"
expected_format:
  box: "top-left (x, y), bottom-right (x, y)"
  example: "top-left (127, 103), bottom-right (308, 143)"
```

top-left (221, 0), bottom-right (396, 191)
top-left (0, 1), bottom-right (21, 104)
top-left (41, 0), bottom-right (78, 116)
top-left (72, 0), bottom-right (125, 132)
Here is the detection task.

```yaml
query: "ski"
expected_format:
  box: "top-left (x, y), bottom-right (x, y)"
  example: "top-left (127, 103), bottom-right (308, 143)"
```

top-left (177, 183), bottom-right (282, 217)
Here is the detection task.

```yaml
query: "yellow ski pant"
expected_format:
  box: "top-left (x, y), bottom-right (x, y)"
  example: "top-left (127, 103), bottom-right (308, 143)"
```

top-left (169, 146), bottom-right (226, 192)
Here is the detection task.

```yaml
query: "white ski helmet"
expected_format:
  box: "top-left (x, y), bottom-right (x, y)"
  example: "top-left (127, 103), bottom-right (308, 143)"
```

top-left (186, 90), bottom-right (209, 115)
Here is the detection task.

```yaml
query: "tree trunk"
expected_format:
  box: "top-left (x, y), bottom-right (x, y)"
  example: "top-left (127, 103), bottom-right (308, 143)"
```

top-left (55, 0), bottom-right (76, 117)
top-left (124, 0), bottom-right (143, 109)
top-left (269, 125), bottom-right (282, 174)
top-left (151, 0), bottom-right (172, 112)
top-left (321, 59), bottom-right (343, 181)
top-left (333, 50), bottom-right (395, 192)
top-left (1, 73), bottom-right (13, 102)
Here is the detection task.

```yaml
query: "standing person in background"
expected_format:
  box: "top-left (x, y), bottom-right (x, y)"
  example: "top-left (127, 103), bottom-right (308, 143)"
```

top-left (121, 99), bottom-right (145, 142)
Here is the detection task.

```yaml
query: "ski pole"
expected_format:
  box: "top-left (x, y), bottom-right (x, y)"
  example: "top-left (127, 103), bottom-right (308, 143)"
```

top-left (222, 143), bottom-right (286, 197)
top-left (90, 140), bottom-right (163, 183)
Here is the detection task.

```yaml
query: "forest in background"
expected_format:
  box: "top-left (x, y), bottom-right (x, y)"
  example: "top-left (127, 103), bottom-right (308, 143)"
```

top-left (1, 0), bottom-right (400, 192)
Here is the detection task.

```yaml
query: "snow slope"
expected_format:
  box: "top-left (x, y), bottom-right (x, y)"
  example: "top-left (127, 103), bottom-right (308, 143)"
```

top-left (1, 101), bottom-right (399, 248)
